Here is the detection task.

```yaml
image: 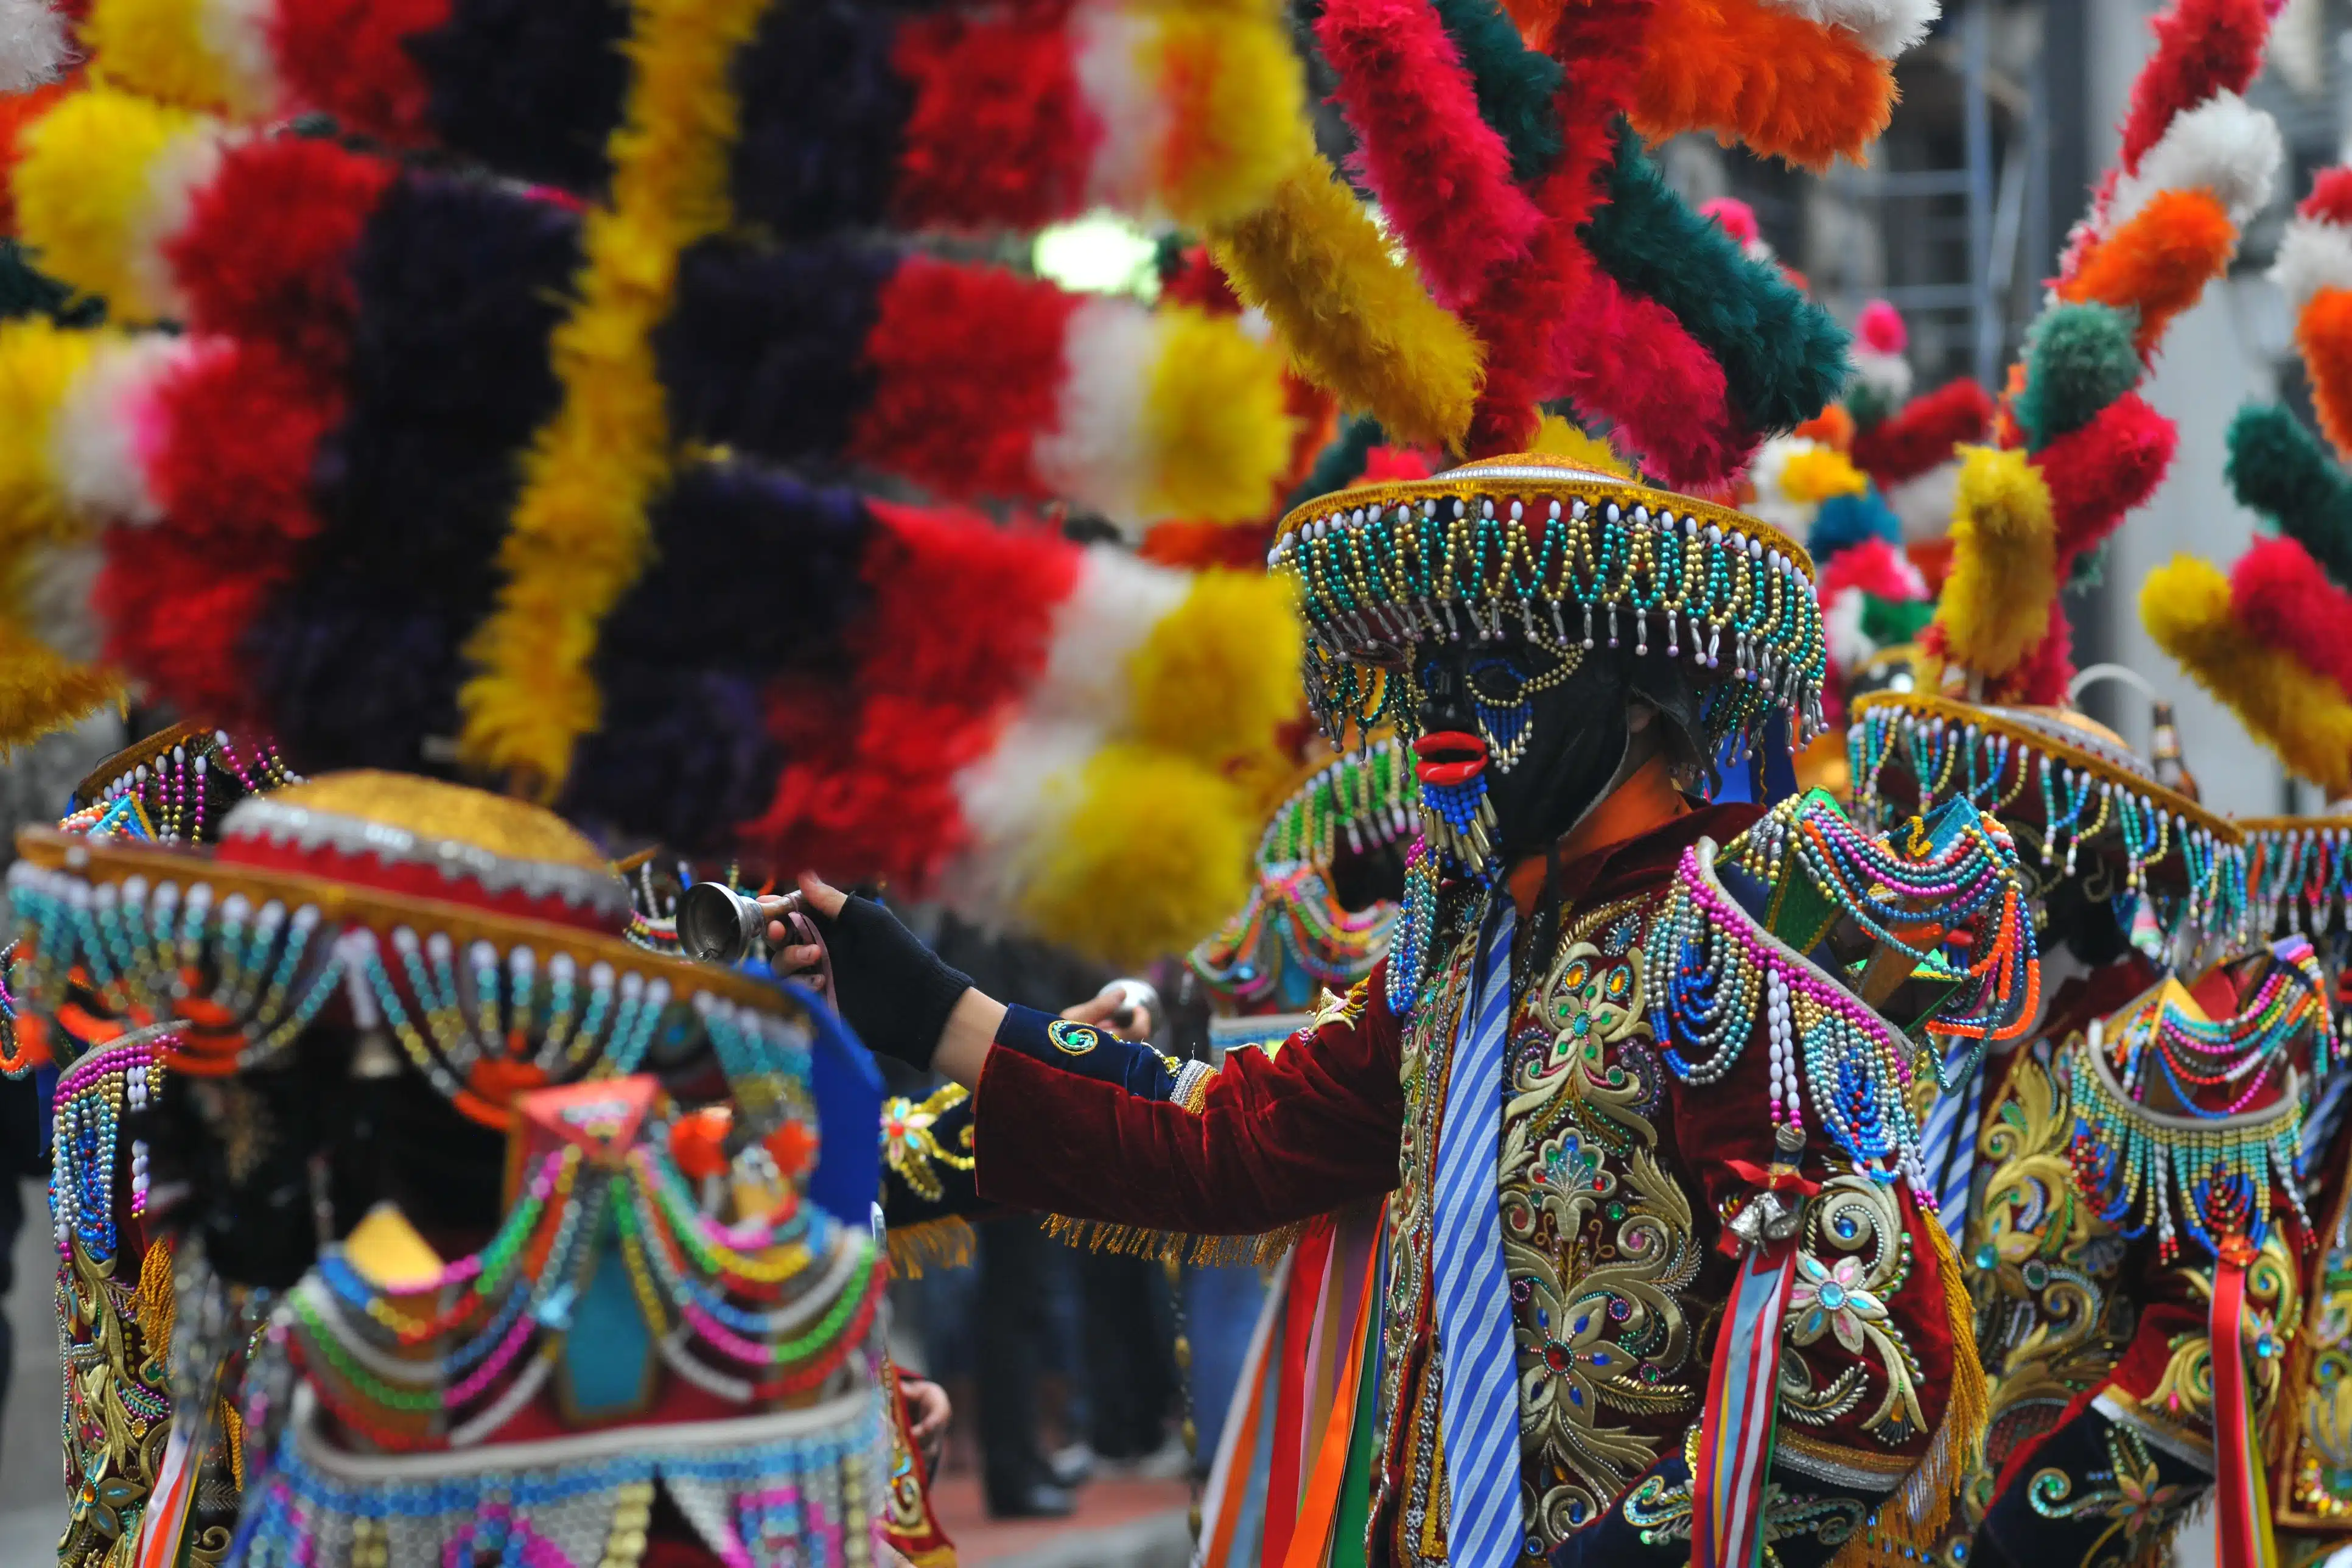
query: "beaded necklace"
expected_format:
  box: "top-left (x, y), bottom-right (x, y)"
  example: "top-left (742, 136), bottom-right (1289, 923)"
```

top-left (1650, 794), bottom-right (2039, 1197)
top-left (2100, 937), bottom-right (2331, 1116)
top-left (285, 1112), bottom-right (881, 1455)
top-left (1649, 838), bottom-right (1925, 1186)
top-left (1849, 697), bottom-right (2249, 951)
top-left (47, 1031), bottom-right (167, 1264)
top-left (2066, 1031), bottom-right (2309, 1264)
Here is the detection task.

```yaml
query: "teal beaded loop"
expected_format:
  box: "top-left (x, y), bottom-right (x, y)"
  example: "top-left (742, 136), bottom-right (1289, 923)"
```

top-left (3, 855), bottom-right (819, 1116)
top-left (1847, 695), bottom-right (2250, 954)
top-left (1272, 463), bottom-right (1827, 758)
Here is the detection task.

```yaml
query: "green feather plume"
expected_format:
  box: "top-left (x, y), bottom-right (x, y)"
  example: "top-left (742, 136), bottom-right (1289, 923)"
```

top-left (2229, 403), bottom-right (2352, 593)
top-left (1582, 127), bottom-right (1849, 436)
top-left (2013, 303), bottom-right (2138, 452)
top-left (1427, 0), bottom-right (1564, 183)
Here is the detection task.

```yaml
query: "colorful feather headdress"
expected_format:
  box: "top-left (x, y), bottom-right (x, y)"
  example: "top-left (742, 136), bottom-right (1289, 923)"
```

top-left (0, 0), bottom-right (1329, 966)
top-left (1843, 0), bottom-right (2281, 943)
top-left (2144, 164), bottom-right (2352, 934)
top-left (1927, 0), bottom-right (2279, 707)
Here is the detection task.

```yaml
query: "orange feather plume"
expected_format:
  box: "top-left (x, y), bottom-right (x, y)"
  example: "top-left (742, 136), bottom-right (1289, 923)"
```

top-left (2297, 286), bottom-right (2352, 462)
top-left (2058, 188), bottom-right (2236, 357)
top-left (1629, 0), bottom-right (1894, 170)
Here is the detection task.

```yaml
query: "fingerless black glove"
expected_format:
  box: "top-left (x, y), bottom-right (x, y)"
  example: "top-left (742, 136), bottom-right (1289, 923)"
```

top-left (810, 895), bottom-right (973, 1072)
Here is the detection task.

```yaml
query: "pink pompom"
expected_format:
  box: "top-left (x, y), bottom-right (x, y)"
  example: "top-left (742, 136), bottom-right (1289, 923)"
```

top-left (1856, 299), bottom-right (1907, 356)
top-left (2300, 167), bottom-right (2352, 226)
top-left (1699, 197), bottom-right (1760, 248)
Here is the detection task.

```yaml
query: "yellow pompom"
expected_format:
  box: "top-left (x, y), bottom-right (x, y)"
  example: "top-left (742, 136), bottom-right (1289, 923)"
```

top-left (1778, 444), bottom-right (1867, 505)
top-left (1148, 11), bottom-right (1310, 231)
top-left (16, 86), bottom-right (217, 321)
top-left (1211, 153), bottom-right (1483, 452)
top-left (1125, 569), bottom-right (1301, 764)
top-left (1530, 412), bottom-right (1630, 477)
top-left (85, 0), bottom-right (262, 116)
top-left (0, 317), bottom-right (96, 548)
top-left (1930, 444), bottom-right (2056, 679)
top-left (1018, 744), bottom-right (1254, 966)
top-left (2142, 554), bottom-right (2352, 799)
top-left (1143, 306), bottom-right (1298, 524)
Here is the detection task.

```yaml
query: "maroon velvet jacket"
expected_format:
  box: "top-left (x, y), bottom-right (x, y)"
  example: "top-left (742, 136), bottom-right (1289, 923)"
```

top-left (973, 802), bottom-right (1961, 1565)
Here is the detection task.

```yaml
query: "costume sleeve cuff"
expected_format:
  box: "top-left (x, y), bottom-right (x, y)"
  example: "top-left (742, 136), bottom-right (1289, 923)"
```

top-left (992, 1003), bottom-right (1195, 1102)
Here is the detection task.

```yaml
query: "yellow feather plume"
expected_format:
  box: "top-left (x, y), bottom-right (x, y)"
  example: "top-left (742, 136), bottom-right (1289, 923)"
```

top-left (1209, 152), bottom-right (1483, 453)
top-left (1143, 305), bottom-right (1298, 524)
top-left (1929, 444), bottom-right (2056, 681)
top-left (84, 0), bottom-right (262, 117)
top-left (0, 620), bottom-right (121, 752)
top-left (1126, 568), bottom-right (1301, 765)
top-left (15, 86), bottom-right (215, 321)
top-left (1530, 412), bottom-right (1631, 477)
top-left (0, 317), bottom-right (94, 545)
top-left (1018, 743), bottom-right (1253, 966)
top-left (458, 0), bottom-right (766, 797)
top-left (2142, 554), bottom-right (2352, 800)
top-left (1147, 10), bottom-right (1311, 232)
top-left (1779, 444), bottom-right (1867, 505)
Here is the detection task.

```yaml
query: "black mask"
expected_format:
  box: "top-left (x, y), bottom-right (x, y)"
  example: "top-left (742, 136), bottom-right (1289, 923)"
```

top-left (1407, 637), bottom-right (1634, 869)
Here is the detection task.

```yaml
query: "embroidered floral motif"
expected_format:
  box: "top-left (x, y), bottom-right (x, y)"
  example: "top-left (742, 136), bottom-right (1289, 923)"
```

top-left (1780, 1172), bottom-right (1926, 1446)
top-left (2025, 1423), bottom-right (2202, 1568)
top-left (1620, 1441), bottom-right (1866, 1566)
top-left (1502, 899), bottom-right (1701, 1547)
top-left (880, 1085), bottom-right (975, 1204)
top-left (2277, 1160), bottom-right (2352, 1526)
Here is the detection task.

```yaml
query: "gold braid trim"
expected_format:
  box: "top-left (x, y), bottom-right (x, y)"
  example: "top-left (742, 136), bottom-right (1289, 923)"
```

top-left (219, 1401), bottom-right (245, 1493)
top-left (133, 1236), bottom-right (175, 1363)
top-left (887, 1219), bottom-right (976, 1279)
top-left (1830, 1217), bottom-right (1989, 1568)
top-left (1042, 1214), bottom-right (1306, 1269)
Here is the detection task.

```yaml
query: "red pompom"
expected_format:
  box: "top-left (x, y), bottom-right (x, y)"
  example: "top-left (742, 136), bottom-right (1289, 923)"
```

top-left (270, 0), bottom-right (446, 143)
top-left (2301, 167), bottom-right (2352, 226)
top-left (1855, 299), bottom-right (1906, 356)
top-left (858, 500), bottom-right (1078, 715)
top-left (151, 343), bottom-right (339, 544)
top-left (165, 137), bottom-right (396, 369)
top-left (1315, 0), bottom-right (1544, 309)
top-left (1849, 379), bottom-right (1995, 490)
top-left (1550, 264), bottom-right (1752, 488)
top-left (1361, 446), bottom-right (1435, 483)
top-left (891, 5), bottom-right (1092, 232)
top-left (849, 256), bottom-right (1081, 502)
top-left (1818, 535), bottom-right (1923, 605)
top-left (0, 79), bottom-right (74, 235)
top-left (2231, 536), bottom-right (2352, 698)
top-left (2033, 392), bottom-right (2176, 562)
top-left (2115, 0), bottom-right (2269, 175)
top-left (96, 528), bottom-right (288, 724)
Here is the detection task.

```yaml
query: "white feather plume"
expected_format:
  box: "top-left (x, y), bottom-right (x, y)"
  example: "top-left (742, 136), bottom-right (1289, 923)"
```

top-left (1758, 0), bottom-right (1939, 58)
top-left (2270, 214), bottom-right (2352, 318)
top-left (2105, 90), bottom-right (2281, 233)
top-left (0, 0), bottom-right (69, 95)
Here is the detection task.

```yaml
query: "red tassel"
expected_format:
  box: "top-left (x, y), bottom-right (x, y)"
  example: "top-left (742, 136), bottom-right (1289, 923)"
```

top-left (151, 343), bottom-right (338, 544)
top-left (1849, 380), bottom-right (1995, 491)
top-left (1550, 263), bottom-right (1752, 488)
top-left (2034, 392), bottom-right (2177, 562)
top-left (848, 256), bottom-right (1082, 502)
top-left (164, 137), bottom-right (394, 370)
top-left (269, 0), bottom-right (446, 147)
top-left (890, 5), bottom-right (1093, 233)
top-left (2231, 536), bottom-right (2352, 698)
top-left (2115, 0), bottom-right (2269, 175)
top-left (1315, 0), bottom-right (1543, 309)
top-left (1817, 535), bottom-right (1922, 604)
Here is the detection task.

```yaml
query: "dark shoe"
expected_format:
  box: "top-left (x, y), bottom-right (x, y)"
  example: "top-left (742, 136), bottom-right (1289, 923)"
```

top-left (986, 1482), bottom-right (1076, 1519)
